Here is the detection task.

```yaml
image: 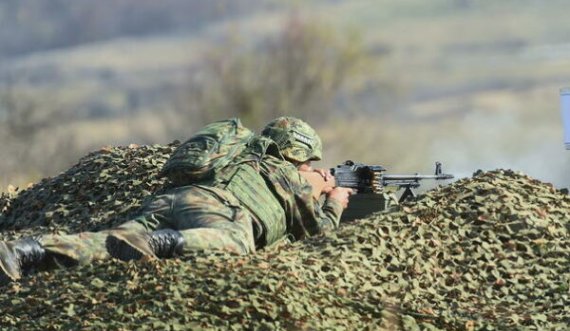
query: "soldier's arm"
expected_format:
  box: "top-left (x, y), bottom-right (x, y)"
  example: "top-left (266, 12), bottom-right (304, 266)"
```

top-left (289, 172), bottom-right (347, 237)
top-left (261, 159), bottom-right (345, 240)
top-left (314, 193), bottom-right (345, 231)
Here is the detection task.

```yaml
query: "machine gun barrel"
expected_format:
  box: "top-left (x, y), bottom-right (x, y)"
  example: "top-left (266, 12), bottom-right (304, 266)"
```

top-left (381, 179), bottom-right (422, 188)
top-left (381, 162), bottom-right (454, 202)
top-left (383, 173), bottom-right (454, 182)
top-left (382, 161), bottom-right (453, 184)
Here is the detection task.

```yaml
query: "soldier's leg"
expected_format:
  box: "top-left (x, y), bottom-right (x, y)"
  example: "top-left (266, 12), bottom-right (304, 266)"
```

top-left (174, 208), bottom-right (255, 255)
top-left (38, 214), bottom-right (160, 265)
top-left (0, 220), bottom-right (153, 284)
top-left (108, 185), bottom-right (258, 261)
top-left (1, 193), bottom-right (170, 283)
top-left (166, 185), bottom-right (256, 255)
top-left (106, 191), bottom-right (178, 261)
top-left (39, 230), bottom-right (113, 266)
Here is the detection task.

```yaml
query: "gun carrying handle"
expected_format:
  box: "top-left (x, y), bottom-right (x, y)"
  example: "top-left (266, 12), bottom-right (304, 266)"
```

top-left (299, 171), bottom-right (337, 200)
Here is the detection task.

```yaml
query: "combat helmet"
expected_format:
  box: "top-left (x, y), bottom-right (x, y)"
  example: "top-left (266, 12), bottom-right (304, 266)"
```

top-left (261, 116), bottom-right (323, 164)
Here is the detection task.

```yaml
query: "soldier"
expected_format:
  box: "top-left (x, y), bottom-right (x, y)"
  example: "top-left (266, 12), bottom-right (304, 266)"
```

top-left (0, 117), bottom-right (353, 284)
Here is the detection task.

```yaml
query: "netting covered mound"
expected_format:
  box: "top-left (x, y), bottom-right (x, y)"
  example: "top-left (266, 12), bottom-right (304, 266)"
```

top-left (0, 143), bottom-right (178, 241)
top-left (1, 145), bottom-right (569, 330)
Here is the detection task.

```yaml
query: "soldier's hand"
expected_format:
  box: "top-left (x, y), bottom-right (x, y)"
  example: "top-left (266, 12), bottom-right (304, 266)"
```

top-left (325, 187), bottom-right (355, 209)
top-left (313, 168), bottom-right (333, 182)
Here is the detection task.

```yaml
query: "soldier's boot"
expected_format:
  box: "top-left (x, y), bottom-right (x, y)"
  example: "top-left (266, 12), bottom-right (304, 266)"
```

top-left (0, 238), bottom-right (46, 285)
top-left (149, 229), bottom-right (186, 258)
top-left (106, 229), bottom-right (185, 262)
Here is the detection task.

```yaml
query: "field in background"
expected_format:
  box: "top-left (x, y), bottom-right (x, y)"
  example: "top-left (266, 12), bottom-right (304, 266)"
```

top-left (1, 0), bottom-right (570, 190)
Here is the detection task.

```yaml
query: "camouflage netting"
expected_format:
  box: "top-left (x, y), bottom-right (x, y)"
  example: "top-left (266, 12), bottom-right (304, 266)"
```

top-left (0, 143), bottom-right (179, 241)
top-left (1, 144), bottom-right (569, 330)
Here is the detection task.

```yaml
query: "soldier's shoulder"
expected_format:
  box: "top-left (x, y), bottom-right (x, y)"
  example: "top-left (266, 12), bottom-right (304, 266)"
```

top-left (261, 154), bottom-right (295, 170)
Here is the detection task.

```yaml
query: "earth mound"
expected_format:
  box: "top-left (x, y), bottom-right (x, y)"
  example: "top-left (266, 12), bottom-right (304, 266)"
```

top-left (1, 144), bottom-right (569, 330)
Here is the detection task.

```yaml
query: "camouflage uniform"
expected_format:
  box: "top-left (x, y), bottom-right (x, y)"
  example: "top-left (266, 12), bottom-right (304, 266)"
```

top-left (35, 185), bottom-right (254, 265)
top-left (38, 150), bottom-right (342, 265)
top-left (0, 116), bottom-right (342, 282)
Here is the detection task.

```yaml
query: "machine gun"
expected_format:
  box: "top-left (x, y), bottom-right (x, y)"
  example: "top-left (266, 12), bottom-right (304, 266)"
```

top-left (332, 160), bottom-right (454, 203)
top-left (301, 160), bottom-right (454, 221)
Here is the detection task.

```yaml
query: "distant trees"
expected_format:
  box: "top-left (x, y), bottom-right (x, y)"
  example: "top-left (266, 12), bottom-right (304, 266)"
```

top-left (182, 13), bottom-right (370, 129)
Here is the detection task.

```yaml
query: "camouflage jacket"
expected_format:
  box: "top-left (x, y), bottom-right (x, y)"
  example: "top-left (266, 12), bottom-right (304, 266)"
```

top-left (219, 136), bottom-right (344, 247)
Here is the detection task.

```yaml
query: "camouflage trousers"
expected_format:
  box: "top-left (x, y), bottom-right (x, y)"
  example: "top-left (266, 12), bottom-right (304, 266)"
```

top-left (39, 185), bottom-right (257, 266)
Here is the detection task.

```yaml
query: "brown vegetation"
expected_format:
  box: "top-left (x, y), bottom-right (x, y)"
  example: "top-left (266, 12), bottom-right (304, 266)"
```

top-left (181, 13), bottom-right (370, 129)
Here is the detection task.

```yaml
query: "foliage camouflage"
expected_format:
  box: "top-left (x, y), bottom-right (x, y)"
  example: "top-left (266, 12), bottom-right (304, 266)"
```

top-left (0, 145), bottom-right (569, 330)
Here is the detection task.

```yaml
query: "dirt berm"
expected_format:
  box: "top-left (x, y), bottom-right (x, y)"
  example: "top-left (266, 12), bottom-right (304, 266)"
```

top-left (1, 144), bottom-right (569, 330)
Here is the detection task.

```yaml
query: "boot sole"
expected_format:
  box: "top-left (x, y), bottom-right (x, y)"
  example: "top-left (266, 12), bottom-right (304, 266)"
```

top-left (105, 233), bottom-right (158, 262)
top-left (105, 235), bottom-right (144, 261)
